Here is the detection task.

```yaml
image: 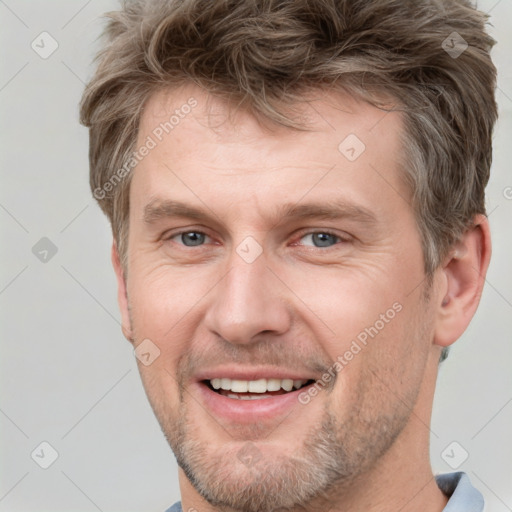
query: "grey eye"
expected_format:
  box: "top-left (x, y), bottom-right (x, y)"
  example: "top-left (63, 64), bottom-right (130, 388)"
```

top-left (178, 232), bottom-right (206, 246)
top-left (300, 232), bottom-right (340, 248)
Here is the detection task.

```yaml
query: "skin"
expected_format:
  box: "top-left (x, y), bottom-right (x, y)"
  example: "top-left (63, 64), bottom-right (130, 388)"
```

top-left (112, 84), bottom-right (491, 512)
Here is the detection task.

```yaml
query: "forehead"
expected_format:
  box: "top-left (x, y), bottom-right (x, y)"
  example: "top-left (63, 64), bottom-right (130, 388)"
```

top-left (138, 84), bottom-right (402, 152)
top-left (131, 84), bottom-right (408, 224)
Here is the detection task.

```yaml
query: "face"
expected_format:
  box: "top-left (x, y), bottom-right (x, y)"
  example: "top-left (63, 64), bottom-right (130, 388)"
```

top-left (118, 85), bottom-right (439, 512)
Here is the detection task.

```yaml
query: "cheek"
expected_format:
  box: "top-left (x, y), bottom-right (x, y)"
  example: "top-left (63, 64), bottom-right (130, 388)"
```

top-left (127, 262), bottom-right (211, 338)
top-left (128, 267), bottom-right (193, 411)
top-left (278, 260), bottom-right (407, 352)
top-left (287, 258), bottom-right (429, 393)
top-left (136, 362), bottom-right (183, 440)
top-left (325, 298), bottom-right (431, 424)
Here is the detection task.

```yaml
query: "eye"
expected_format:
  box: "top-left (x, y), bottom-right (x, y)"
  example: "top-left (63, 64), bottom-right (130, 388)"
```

top-left (167, 231), bottom-right (211, 247)
top-left (164, 229), bottom-right (346, 250)
top-left (297, 231), bottom-right (344, 248)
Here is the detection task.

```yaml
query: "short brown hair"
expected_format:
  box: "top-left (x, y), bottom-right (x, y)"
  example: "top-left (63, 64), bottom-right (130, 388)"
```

top-left (80, 0), bottom-right (497, 278)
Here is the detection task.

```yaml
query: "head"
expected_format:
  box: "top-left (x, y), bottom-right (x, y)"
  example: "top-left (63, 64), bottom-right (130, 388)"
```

top-left (81, 1), bottom-right (496, 510)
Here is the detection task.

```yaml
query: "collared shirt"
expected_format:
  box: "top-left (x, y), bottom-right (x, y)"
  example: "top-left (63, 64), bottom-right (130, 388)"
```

top-left (165, 471), bottom-right (484, 512)
top-left (435, 472), bottom-right (484, 511)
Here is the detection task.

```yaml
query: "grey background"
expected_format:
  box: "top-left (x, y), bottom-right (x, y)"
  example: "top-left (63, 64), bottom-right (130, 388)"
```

top-left (0, 1), bottom-right (510, 511)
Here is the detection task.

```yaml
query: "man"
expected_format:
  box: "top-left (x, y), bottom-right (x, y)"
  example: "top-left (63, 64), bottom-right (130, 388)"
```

top-left (80, 0), bottom-right (497, 510)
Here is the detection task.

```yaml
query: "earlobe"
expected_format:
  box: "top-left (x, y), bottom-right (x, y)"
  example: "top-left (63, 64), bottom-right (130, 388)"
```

top-left (433, 214), bottom-right (491, 348)
top-left (111, 241), bottom-right (134, 343)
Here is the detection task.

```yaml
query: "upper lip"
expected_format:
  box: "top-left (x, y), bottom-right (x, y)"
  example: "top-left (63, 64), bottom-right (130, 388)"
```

top-left (194, 366), bottom-right (319, 383)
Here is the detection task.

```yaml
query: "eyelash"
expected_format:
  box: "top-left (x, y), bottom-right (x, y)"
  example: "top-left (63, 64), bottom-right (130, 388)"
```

top-left (163, 229), bottom-right (348, 250)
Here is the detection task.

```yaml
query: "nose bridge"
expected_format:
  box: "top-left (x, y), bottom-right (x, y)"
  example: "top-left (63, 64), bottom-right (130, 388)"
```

top-left (204, 244), bottom-right (290, 344)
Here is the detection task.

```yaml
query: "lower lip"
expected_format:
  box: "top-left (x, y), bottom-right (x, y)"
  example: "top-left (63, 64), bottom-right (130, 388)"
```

top-left (195, 382), bottom-right (313, 424)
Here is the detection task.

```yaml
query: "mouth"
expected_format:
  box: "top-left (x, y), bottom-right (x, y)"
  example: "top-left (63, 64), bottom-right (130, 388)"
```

top-left (194, 372), bottom-right (319, 424)
top-left (204, 377), bottom-right (316, 400)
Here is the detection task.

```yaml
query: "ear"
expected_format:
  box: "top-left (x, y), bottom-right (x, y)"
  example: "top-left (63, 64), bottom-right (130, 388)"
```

top-left (111, 241), bottom-right (134, 343)
top-left (433, 214), bottom-right (491, 347)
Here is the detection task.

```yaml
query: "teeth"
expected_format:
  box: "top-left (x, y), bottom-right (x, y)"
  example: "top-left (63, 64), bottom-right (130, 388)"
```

top-left (281, 379), bottom-right (294, 392)
top-left (220, 378), bottom-right (232, 390)
top-left (227, 393), bottom-right (269, 400)
top-left (248, 379), bottom-right (267, 393)
top-left (267, 378), bottom-right (281, 391)
top-left (231, 380), bottom-right (248, 393)
top-left (209, 378), bottom-right (308, 394)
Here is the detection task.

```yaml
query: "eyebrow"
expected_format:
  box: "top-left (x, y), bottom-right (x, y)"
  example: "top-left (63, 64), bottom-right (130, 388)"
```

top-left (143, 198), bottom-right (378, 226)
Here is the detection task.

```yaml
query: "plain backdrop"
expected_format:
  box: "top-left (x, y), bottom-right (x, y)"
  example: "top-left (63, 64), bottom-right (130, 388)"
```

top-left (1, 1), bottom-right (511, 511)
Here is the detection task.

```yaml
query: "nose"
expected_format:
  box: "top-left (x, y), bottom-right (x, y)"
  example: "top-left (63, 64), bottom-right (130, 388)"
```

top-left (203, 247), bottom-right (292, 345)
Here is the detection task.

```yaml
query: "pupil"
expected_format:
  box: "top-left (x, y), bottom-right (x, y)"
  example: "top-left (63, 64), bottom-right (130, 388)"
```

top-left (182, 232), bottom-right (205, 246)
top-left (313, 233), bottom-right (336, 247)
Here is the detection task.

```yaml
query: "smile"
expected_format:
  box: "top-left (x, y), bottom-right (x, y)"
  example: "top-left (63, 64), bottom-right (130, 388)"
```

top-left (193, 371), bottom-right (319, 424)
top-left (206, 378), bottom-right (315, 400)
